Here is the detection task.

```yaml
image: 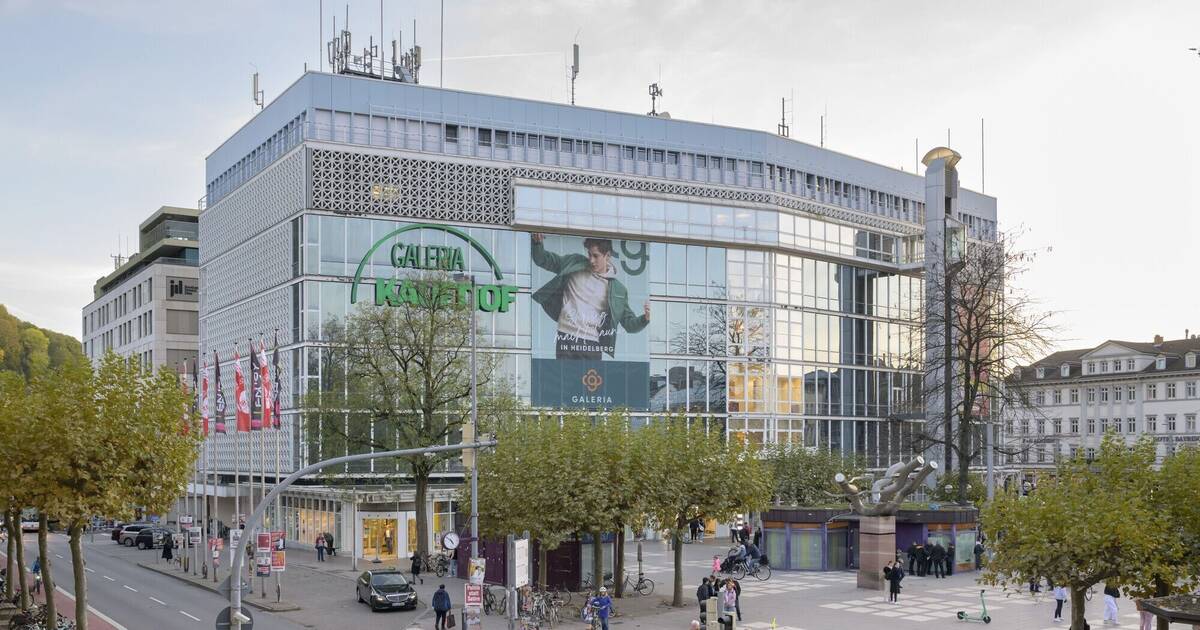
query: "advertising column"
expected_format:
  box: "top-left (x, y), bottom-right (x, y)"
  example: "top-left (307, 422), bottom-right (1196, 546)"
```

top-left (529, 233), bottom-right (651, 410)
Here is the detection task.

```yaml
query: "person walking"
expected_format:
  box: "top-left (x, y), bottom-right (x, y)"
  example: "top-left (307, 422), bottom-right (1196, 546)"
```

top-left (592, 586), bottom-right (613, 630)
top-left (1103, 584), bottom-right (1120, 625)
top-left (696, 577), bottom-right (712, 621)
top-left (31, 558), bottom-right (41, 595)
top-left (883, 560), bottom-right (904, 604)
top-left (410, 550), bottom-right (424, 585)
top-left (432, 584), bottom-right (452, 630)
top-left (315, 534), bottom-right (326, 562)
top-left (974, 539), bottom-right (985, 570)
top-left (324, 532), bottom-right (336, 557)
top-left (162, 532), bottom-right (175, 563)
top-left (1052, 583), bottom-right (1068, 623)
top-left (752, 523), bottom-right (762, 548)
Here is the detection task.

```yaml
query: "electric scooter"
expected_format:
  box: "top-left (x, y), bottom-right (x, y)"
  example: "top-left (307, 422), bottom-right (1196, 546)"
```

top-left (957, 589), bottom-right (992, 624)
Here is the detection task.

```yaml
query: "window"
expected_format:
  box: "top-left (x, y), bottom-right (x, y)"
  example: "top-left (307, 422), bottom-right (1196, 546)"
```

top-left (1053, 418), bottom-right (1062, 434)
top-left (725, 158), bottom-right (736, 171)
top-left (543, 136), bottom-right (557, 151)
top-left (1099, 387), bottom-right (1109, 402)
top-left (1128, 385), bottom-right (1136, 401)
top-left (1036, 390), bottom-right (1045, 405)
top-left (1114, 386), bottom-right (1122, 402)
top-left (1070, 446), bottom-right (1079, 459)
top-left (651, 149), bottom-right (664, 163)
top-left (1087, 362), bottom-right (1096, 374)
top-left (1035, 419), bottom-right (1044, 434)
top-left (1113, 359), bottom-right (1121, 372)
top-left (1088, 418), bottom-right (1096, 434)
top-left (750, 162), bottom-right (763, 175)
top-left (1100, 361), bottom-right (1108, 373)
top-left (1188, 381), bottom-right (1198, 398)
top-left (1187, 352), bottom-right (1197, 369)
top-left (1147, 415), bottom-right (1158, 433)
top-left (696, 155), bottom-right (707, 168)
top-left (1167, 383), bottom-right (1177, 399)
top-left (1148, 384), bottom-right (1157, 399)
top-left (444, 124), bottom-right (458, 143)
top-left (1187, 414), bottom-right (1197, 432)
top-left (1070, 388), bottom-right (1079, 403)
top-left (1037, 367), bottom-right (1046, 379)
top-left (622, 146), bottom-right (634, 160)
top-left (1099, 418), bottom-right (1108, 433)
top-left (1021, 420), bottom-right (1030, 434)
top-left (1087, 387), bottom-right (1096, 403)
top-left (591, 142), bottom-right (604, 156)
top-left (1127, 358), bottom-right (1136, 370)
top-left (667, 151), bottom-right (679, 165)
top-left (1086, 448), bottom-right (1096, 462)
top-left (1167, 414), bottom-right (1177, 432)
top-left (478, 128), bottom-right (491, 147)
top-left (1127, 417), bottom-right (1136, 433)
top-left (527, 134), bottom-right (539, 148)
top-left (561, 138), bottom-right (573, 152)
top-left (1061, 364), bottom-right (1071, 377)
top-left (1053, 389), bottom-right (1063, 404)
top-left (1156, 356), bottom-right (1167, 370)
top-left (1036, 446), bottom-right (1046, 463)
top-left (636, 148), bottom-right (647, 161)
top-left (495, 130), bottom-right (509, 147)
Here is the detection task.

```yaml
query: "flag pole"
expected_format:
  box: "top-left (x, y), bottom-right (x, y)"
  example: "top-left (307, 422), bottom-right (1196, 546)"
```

top-left (247, 338), bottom-right (256, 581)
top-left (274, 329), bottom-right (283, 602)
top-left (233, 345), bottom-right (241, 582)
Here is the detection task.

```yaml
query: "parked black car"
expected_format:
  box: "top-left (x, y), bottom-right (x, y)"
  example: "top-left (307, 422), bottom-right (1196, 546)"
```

top-left (356, 570), bottom-right (418, 611)
top-left (134, 527), bottom-right (172, 550)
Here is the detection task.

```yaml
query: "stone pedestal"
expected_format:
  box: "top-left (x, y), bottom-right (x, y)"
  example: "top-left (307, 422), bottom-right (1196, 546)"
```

top-left (857, 515), bottom-right (896, 590)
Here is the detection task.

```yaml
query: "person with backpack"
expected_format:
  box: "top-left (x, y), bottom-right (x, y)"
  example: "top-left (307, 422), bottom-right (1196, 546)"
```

top-left (432, 584), bottom-right (452, 630)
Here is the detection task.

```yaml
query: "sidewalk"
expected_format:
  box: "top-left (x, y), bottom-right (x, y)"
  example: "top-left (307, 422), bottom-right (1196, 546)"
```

top-left (0, 550), bottom-right (124, 630)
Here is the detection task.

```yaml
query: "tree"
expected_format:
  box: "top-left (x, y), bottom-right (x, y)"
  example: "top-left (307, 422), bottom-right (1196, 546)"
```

top-left (920, 234), bottom-right (1055, 504)
top-left (28, 354), bottom-right (199, 629)
top-left (306, 275), bottom-right (498, 555)
top-left (0, 305), bottom-right (84, 377)
top-left (640, 419), bottom-right (772, 606)
top-left (980, 436), bottom-right (1174, 630)
top-left (762, 443), bottom-right (864, 507)
top-left (0, 372), bottom-right (32, 609)
top-left (929, 470), bottom-right (987, 506)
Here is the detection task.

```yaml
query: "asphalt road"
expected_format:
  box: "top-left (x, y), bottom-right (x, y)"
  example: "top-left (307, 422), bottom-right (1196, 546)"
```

top-left (16, 531), bottom-right (306, 630)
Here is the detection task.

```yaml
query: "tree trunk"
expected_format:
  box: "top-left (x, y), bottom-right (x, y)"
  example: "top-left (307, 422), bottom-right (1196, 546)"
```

top-left (414, 470), bottom-right (429, 556)
top-left (537, 545), bottom-right (547, 590)
top-left (1155, 576), bottom-right (1169, 630)
top-left (14, 511), bottom-right (28, 610)
top-left (671, 528), bottom-right (684, 607)
top-left (38, 515), bottom-right (56, 627)
top-left (591, 531), bottom-right (603, 595)
top-left (958, 414), bottom-right (973, 504)
top-left (4, 510), bottom-right (14, 600)
top-left (69, 522), bottom-right (88, 630)
top-left (1070, 585), bottom-right (1086, 630)
top-left (614, 525), bottom-right (625, 598)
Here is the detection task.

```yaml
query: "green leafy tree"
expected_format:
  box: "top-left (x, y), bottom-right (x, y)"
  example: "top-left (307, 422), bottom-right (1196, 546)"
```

top-left (0, 372), bottom-right (32, 609)
top-left (762, 444), bottom-right (864, 507)
top-left (307, 278), bottom-right (502, 555)
top-left (981, 436), bottom-right (1172, 630)
top-left (26, 354), bottom-right (199, 629)
top-left (640, 419), bottom-right (772, 606)
top-left (0, 305), bottom-right (84, 377)
top-left (930, 470), bottom-right (987, 506)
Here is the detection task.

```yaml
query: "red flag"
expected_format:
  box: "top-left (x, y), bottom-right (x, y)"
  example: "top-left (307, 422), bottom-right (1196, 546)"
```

top-left (200, 358), bottom-right (210, 437)
top-left (257, 337), bottom-right (272, 431)
top-left (233, 346), bottom-right (251, 432)
top-left (271, 332), bottom-right (282, 429)
top-left (213, 351), bottom-right (227, 434)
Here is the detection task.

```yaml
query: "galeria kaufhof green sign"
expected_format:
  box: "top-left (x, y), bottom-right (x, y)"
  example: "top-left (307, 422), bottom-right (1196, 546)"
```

top-left (349, 224), bottom-right (519, 313)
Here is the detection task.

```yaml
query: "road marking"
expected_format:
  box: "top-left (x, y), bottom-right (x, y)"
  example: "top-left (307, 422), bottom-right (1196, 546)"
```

top-left (179, 611), bottom-right (201, 621)
top-left (103, 576), bottom-right (115, 581)
top-left (55, 553), bottom-right (64, 559)
top-left (85, 567), bottom-right (95, 573)
top-left (149, 597), bottom-right (166, 605)
top-left (53, 585), bottom-right (130, 630)
top-left (123, 584), bottom-right (138, 592)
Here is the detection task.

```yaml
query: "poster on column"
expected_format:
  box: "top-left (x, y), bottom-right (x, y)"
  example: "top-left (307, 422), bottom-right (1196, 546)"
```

top-left (529, 233), bottom-right (650, 410)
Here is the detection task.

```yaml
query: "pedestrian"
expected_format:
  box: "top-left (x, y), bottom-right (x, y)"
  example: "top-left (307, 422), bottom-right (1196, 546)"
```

top-left (907, 542), bottom-right (918, 574)
top-left (696, 577), bottom-right (712, 620)
top-left (946, 543), bottom-right (956, 576)
top-left (1135, 598), bottom-right (1153, 630)
top-left (883, 560), bottom-right (904, 604)
top-left (731, 521), bottom-right (740, 544)
top-left (744, 540), bottom-right (761, 574)
top-left (315, 534), bottom-right (326, 562)
top-left (1030, 576), bottom-right (1042, 594)
top-left (411, 550), bottom-right (424, 584)
top-left (1103, 584), bottom-right (1120, 625)
top-left (592, 586), bottom-right (613, 630)
top-left (730, 577), bottom-right (742, 621)
top-left (31, 558), bottom-right (41, 594)
top-left (740, 523), bottom-right (750, 544)
top-left (324, 532), bottom-right (336, 557)
top-left (432, 583), bottom-right (452, 630)
top-left (1053, 582), bottom-right (1068, 622)
top-left (974, 539), bottom-right (985, 570)
top-left (915, 543), bottom-right (927, 577)
top-left (711, 555), bottom-right (722, 574)
top-left (719, 579), bottom-right (738, 618)
top-left (930, 542), bottom-right (945, 579)
top-left (162, 532), bottom-right (175, 562)
top-left (752, 523), bottom-right (762, 548)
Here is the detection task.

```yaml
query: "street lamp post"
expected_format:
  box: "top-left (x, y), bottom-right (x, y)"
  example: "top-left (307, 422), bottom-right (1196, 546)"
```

top-left (454, 273), bottom-right (480, 562)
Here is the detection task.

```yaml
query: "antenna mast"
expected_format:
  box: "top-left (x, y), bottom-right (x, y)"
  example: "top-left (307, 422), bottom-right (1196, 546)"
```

top-left (648, 83), bottom-right (663, 117)
top-left (251, 72), bottom-right (264, 110)
top-left (570, 43), bottom-right (580, 105)
top-left (777, 97), bottom-right (790, 137)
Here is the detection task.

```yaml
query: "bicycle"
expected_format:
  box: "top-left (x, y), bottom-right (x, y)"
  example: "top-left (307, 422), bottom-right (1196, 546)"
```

top-left (621, 571), bottom-right (655, 596)
top-left (420, 551), bottom-right (451, 578)
top-left (580, 572), bottom-right (614, 592)
top-left (483, 584), bottom-right (508, 616)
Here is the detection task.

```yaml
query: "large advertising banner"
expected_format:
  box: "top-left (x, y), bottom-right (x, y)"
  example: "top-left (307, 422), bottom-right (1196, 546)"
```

top-left (530, 233), bottom-right (650, 409)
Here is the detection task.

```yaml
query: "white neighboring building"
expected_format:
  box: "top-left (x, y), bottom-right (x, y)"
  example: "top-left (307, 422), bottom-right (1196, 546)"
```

top-left (82, 206), bottom-right (200, 370)
top-left (1007, 334), bottom-right (1200, 474)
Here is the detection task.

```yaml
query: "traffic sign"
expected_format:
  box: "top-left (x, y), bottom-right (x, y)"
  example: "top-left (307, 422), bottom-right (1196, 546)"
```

top-left (215, 606), bottom-right (253, 630)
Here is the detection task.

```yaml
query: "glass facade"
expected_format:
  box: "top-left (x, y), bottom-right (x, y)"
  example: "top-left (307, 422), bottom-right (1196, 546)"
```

top-left (295, 203), bottom-right (924, 466)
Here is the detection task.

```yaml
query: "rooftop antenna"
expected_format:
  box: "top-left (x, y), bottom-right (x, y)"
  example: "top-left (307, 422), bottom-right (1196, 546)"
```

top-left (981, 118), bottom-right (986, 193)
top-left (251, 68), bottom-right (264, 110)
top-left (379, 0), bottom-right (384, 79)
top-left (648, 82), bottom-right (663, 116)
top-left (777, 96), bottom-right (790, 137)
top-left (570, 39), bottom-right (580, 105)
top-left (439, 0), bottom-right (444, 87)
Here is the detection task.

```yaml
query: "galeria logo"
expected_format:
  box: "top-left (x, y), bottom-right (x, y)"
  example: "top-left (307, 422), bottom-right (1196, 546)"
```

top-left (582, 369), bottom-right (603, 393)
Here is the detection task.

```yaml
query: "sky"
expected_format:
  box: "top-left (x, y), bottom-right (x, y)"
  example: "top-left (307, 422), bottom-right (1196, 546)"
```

top-left (0, 0), bottom-right (1197, 351)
